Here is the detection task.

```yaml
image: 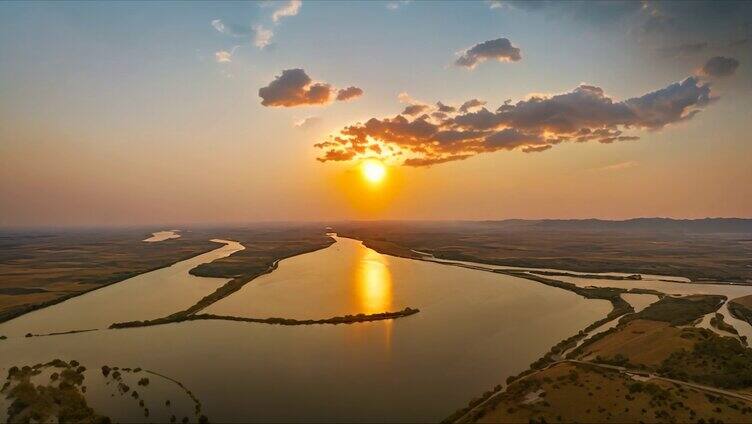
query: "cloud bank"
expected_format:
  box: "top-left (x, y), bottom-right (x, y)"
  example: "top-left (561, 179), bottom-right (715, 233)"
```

top-left (259, 69), bottom-right (363, 107)
top-left (455, 38), bottom-right (521, 69)
top-left (315, 77), bottom-right (714, 166)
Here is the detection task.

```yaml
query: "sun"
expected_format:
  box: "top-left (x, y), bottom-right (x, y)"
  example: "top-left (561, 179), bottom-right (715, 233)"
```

top-left (361, 159), bottom-right (386, 183)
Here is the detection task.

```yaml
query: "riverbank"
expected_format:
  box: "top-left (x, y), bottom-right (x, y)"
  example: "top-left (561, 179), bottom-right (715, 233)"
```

top-left (334, 221), bottom-right (752, 283)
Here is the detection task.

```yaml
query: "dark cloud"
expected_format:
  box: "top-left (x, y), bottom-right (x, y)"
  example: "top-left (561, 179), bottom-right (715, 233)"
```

top-left (455, 38), bottom-right (521, 69)
top-left (502, 1), bottom-right (752, 52)
top-left (259, 69), bottom-right (362, 107)
top-left (459, 99), bottom-right (487, 113)
top-left (402, 104), bottom-right (430, 116)
top-left (436, 102), bottom-right (456, 113)
top-left (485, 128), bottom-right (545, 150)
top-left (314, 77), bottom-right (715, 167)
top-left (701, 56), bottom-right (741, 78)
top-left (336, 86), bottom-right (364, 101)
top-left (657, 42), bottom-right (707, 58)
top-left (623, 77), bottom-right (712, 127)
top-left (403, 155), bottom-right (472, 167)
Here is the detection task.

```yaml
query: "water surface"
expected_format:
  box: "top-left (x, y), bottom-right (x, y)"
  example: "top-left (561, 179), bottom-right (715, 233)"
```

top-left (0, 236), bottom-right (611, 422)
top-left (143, 230), bottom-right (181, 242)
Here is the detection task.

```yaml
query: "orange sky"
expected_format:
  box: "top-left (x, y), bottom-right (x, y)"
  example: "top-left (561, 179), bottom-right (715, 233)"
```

top-left (0, 1), bottom-right (750, 226)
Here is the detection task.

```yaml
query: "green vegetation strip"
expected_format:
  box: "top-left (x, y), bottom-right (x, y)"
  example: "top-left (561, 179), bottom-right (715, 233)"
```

top-left (109, 307), bottom-right (420, 329)
top-left (620, 294), bottom-right (725, 326)
top-left (728, 301), bottom-right (752, 328)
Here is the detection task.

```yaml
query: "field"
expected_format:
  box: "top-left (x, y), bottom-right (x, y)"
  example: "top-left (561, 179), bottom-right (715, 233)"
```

top-left (0, 228), bottom-right (219, 323)
top-left (335, 219), bottom-right (752, 282)
top-left (456, 289), bottom-right (752, 423)
top-left (0, 224), bottom-right (334, 323)
top-left (474, 362), bottom-right (752, 423)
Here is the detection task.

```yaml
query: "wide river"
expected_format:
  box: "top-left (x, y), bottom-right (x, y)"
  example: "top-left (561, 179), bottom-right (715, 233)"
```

top-left (0, 236), bottom-right (614, 422)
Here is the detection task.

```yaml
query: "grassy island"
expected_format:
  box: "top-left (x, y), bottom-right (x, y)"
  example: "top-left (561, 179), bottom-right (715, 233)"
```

top-left (110, 307), bottom-right (420, 329)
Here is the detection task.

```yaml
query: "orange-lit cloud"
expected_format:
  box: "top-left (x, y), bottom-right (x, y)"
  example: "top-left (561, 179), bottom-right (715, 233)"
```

top-left (271, 0), bottom-right (302, 23)
top-left (315, 77), bottom-right (714, 166)
top-left (455, 37), bottom-right (521, 69)
top-left (336, 86), bottom-right (364, 101)
top-left (259, 68), bottom-right (363, 107)
top-left (215, 50), bottom-right (233, 63)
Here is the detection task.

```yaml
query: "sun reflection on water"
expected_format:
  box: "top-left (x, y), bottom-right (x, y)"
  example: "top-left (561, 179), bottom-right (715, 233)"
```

top-left (354, 248), bottom-right (393, 314)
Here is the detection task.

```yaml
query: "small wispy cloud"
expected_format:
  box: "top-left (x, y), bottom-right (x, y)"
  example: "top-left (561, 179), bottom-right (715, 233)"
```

top-left (386, 0), bottom-right (411, 10)
top-left (593, 161), bottom-right (639, 172)
top-left (253, 25), bottom-right (274, 49)
top-left (486, 0), bottom-right (505, 9)
top-left (210, 19), bottom-right (253, 37)
top-left (294, 116), bottom-right (322, 129)
top-left (214, 46), bottom-right (239, 63)
top-left (215, 50), bottom-right (232, 63)
top-left (271, 0), bottom-right (302, 23)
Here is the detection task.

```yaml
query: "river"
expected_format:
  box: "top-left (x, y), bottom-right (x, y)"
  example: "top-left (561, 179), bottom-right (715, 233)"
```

top-left (0, 236), bottom-right (612, 422)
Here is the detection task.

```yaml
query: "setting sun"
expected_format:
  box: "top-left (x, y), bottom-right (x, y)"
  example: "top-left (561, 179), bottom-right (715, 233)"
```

top-left (361, 160), bottom-right (386, 184)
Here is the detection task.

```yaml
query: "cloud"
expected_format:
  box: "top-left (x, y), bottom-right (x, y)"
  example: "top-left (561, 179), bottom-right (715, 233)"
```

top-left (594, 161), bottom-right (639, 171)
top-left (214, 46), bottom-right (239, 63)
top-left (259, 68), bottom-right (362, 107)
top-left (272, 0), bottom-right (302, 23)
top-left (386, 0), bottom-right (411, 10)
top-left (253, 25), bottom-right (274, 49)
top-left (402, 104), bottom-right (429, 116)
top-left (455, 38), bottom-right (522, 69)
top-left (700, 56), bottom-right (740, 78)
top-left (397, 92), bottom-right (417, 104)
top-left (294, 116), bottom-right (322, 129)
top-left (486, 1), bottom-right (505, 10)
top-left (657, 42), bottom-right (707, 58)
top-left (215, 50), bottom-right (233, 63)
top-left (314, 77), bottom-right (715, 166)
top-left (436, 102), bottom-right (456, 113)
top-left (459, 99), bottom-right (487, 113)
top-left (259, 69), bottom-right (331, 107)
top-left (211, 19), bottom-right (253, 37)
top-left (336, 86), bottom-right (364, 101)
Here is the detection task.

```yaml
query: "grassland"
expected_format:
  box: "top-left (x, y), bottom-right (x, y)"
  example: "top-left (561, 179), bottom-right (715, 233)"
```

top-left (0, 228), bottom-right (220, 323)
top-left (470, 362), bottom-right (752, 423)
top-left (729, 295), bottom-right (752, 328)
top-left (0, 224), bottom-right (337, 325)
top-left (335, 219), bottom-right (752, 282)
top-left (451, 292), bottom-right (752, 423)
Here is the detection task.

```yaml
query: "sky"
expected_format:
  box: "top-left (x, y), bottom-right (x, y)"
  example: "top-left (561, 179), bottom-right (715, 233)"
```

top-left (0, 0), bottom-right (751, 227)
